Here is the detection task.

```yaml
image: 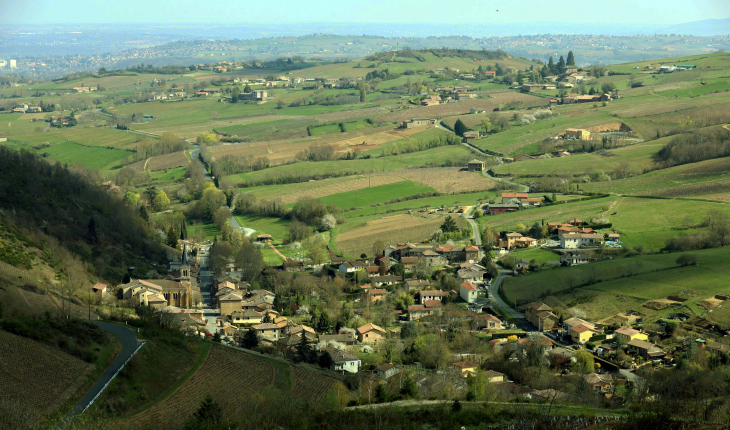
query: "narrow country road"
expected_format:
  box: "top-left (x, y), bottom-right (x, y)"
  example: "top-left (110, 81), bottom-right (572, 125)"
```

top-left (60, 322), bottom-right (143, 427)
top-left (489, 269), bottom-right (525, 322)
top-left (463, 205), bottom-right (482, 246)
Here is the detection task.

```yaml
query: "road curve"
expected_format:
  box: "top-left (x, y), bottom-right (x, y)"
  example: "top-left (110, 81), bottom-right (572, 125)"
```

top-left (59, 322), bottom-right (142, 426)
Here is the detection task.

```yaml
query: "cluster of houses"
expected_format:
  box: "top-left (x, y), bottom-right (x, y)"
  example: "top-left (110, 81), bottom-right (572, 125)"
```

top-left (483, 192), bottom-right (543, 215)
top-left (549, 93), bottom-right (611, 106)
top-left (525, 301), bottom-right (666, 363)
top-left (12, 103), bottom-right (42, 113)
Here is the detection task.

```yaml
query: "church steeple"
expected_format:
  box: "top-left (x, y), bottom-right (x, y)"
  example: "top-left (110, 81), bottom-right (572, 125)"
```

top-left (180, 242), bottom-right (190, 279)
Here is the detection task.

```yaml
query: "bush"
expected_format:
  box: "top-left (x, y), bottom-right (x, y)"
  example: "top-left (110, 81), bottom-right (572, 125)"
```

top-left (676, 254), bottom-right (698, 266)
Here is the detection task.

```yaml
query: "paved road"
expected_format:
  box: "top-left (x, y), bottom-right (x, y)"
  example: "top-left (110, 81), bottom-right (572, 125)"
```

top-left (60, 322), bottom-right (142, 426)
top-left (489, 269), bottom-right (526, 322)
top-left (195, 246), bottom-right (220, 336)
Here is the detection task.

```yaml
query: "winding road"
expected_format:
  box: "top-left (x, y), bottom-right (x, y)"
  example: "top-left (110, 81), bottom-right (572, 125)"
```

top-left (59, 322), bottom-right (143, 427)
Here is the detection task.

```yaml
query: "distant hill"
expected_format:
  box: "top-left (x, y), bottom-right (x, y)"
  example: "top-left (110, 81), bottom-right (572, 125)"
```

top-left (665, 18), bottom-right (730, 37)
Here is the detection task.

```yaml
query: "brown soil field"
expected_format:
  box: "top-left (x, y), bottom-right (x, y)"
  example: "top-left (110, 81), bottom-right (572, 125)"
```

top-left (147, 151), bottom-right (190, 171)
top-left (142, 114), bottom-right (305, 139)
top-left (374, 93), bottom-right (540, 124)
top-left (394, 168), bottom-right (496, 193)
top-left (0, 330), bottom-right (92, 412)
top-left (584, 122), bottom-right (633, 133)
top-left (698, 297), bottom-right (724, 310)
top-left (337, 217), bottom-right (445, 257)
top-left (610, 102), bottom-right (694, 118)
top-left (290, 365), bottom-right (338, 403)
top-left (278, 175), bottom-right (405, 205)
top-left (208, 125), bottom-right (421, 166)
top-left (122, 346), bottom-right (275, 428)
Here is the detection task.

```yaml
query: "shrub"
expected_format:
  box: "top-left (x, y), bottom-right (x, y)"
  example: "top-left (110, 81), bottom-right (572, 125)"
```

top-left (676, 254), bottom-right (697, 266)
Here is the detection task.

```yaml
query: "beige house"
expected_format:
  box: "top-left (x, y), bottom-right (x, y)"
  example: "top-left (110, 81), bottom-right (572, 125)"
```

top-left (92, 283), bottom-right (107, 298)
top-left (218, 293), bottom-right (243, 317)
top-left (230, 310), bottom-right (262, 326)
top-left (615, 326), bottom-right (649, 342)
top-left (252, 323), bottom-right (281, 341)
top-left (357, 323), bottom-right (386, 344)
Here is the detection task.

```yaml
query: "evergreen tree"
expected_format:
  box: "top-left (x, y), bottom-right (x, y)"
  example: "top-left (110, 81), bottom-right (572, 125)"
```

top-left (566, 51), bottom-right (576, 67)
top-left (241, 327), bottom-right (259, 349)
top-left (139, 205), bottom-right (149, 222)
top-left (547, 56), bottom-right (556, 74)
top-left (191, 395), bottom-right (223, 426)
top-left (454, 119), bottom-right (467, 137)
top-left (297, 331), bottom-right (314, 363)
top-left (441, 216), bottom-right (458, 233)
top-left (557, 56), bottom-right (566, 74)
top-left (375, 384), bottom-right (388, 403)
top-left (400, 374), bottom-right (418, 398)
top-left (88, 217), bottom-right (98, 243)
top-left (262, 313), bottom-right (272, 323)
top-left (212, 331), bottom-right (222, 343)
top-left (318, 350), bottom-right (334, 369)
top-left (316, 312), bottom-right (332, 334)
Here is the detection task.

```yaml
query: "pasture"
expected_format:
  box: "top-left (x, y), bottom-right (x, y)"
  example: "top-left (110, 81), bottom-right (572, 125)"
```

top-left (1, 140), bottom-right (133, 170)
top-left (318, 180), bottom-right (436, 210)
top-left (502, 246), bottom-right (730, 324)
top-left (234, 214), bottom-right (291, 241)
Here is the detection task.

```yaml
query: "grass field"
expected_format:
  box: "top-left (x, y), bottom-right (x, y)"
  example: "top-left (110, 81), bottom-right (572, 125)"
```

top-left (318, 180), bottom-right (436, 210)
top-left (580, 156), bottom-right (730, 198)
top-left (1, 140), bottom-right (133, 170)
top-left (234, 214), bottom-right (291, 241)
top-left (186, 221), bottom-right (221, 241)
top-left (478, 196), bottom-right (730, 252)
top-left (309, 123), bottom-right (342, 136)
top-left (343, 191), bottom-right (489, 217)
top-left (510, 247), bottom-right (560, 264)
top-left (225, 145), bottom-right (472, 186)
top-left (503, 246), bottom-right (730, 325)
top-left (491, 140), bottom-right (664, 176)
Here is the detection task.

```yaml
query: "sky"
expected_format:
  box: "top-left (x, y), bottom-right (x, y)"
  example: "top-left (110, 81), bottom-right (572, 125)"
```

top-left (1, 0), bottom-right (729, 25)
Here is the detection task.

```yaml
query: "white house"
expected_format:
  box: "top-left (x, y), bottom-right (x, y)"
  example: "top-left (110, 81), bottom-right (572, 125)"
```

top-left (327, 348), bottom-right (361, 373)
top-left (460, 282), bottom-right (478, 303)
top-left (339, 260), bottom-right (367, 273)
top-left (559, 233), bottom-right (603, 249)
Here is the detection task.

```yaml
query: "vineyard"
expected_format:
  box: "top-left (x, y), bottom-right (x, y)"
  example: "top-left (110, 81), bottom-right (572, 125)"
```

top-left (0, 330), bottom-right (92, 412)
top-left (289, 365), bottom-right (338, 403)
top-left (147, 151), bottom-right (190, 171)
top-left (277, 175), bottom-right (405, 205)
top-left (122, 346), bottom-right (275, 428)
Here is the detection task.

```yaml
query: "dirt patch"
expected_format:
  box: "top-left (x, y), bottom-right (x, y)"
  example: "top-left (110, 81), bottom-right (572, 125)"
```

top-left (17, 113), bottom-right (47, 120)
top-left (643, 298), bottom-right (682, 310)
top-left (394, 168), bottom-right (497, 193)
top-left (337, 218), bottom-right (444, 257)
top-left (698, 297), bottom-right (724, 310)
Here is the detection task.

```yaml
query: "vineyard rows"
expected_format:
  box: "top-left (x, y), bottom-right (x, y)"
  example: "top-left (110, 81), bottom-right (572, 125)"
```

top-left (0, 331), bottom-right (91, 411)
top-left (289, 365), bottom-right (337, 403)
top-left (147, 151), bottom-right (190, 171)
top-left (394, 168), bottom-right (496, 193)
top-left (124, 346), bottom-right (275, 428)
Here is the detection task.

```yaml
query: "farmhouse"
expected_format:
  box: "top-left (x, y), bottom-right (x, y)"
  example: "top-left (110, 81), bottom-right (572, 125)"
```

top-left (451, 361), bottom-right (479, 376)
top-left (565, 128), bottom-right (591, 140)
top-left (499, 232), bottom-right (524, 250)
top-left (571, 323), bottom-right (600, 344)
top-left (421, 97), bottom-right (441, 106)
top-left (370, 275), bottom-right (402, 287)
top-left (252, 323), bottom-right (281, 341)
top-left (615, 326), bottom-right (649, 342)
top-left (525, 302), bottom-right (559, 331)
top-left (357, 323), bottom-right (387, 344)
top-left (467, 159), bottom-right (485, 172)
top-left (487, 203), bottom-right (519, 215)
top-left (377, 364), bottom-right (399, 379)
top-left (475, 313), bottom-right (503, 330)
top-left (230, 310), bottom-right (263, 326)
top-left (218, 293), bottom-right (243, 317)
top-left (459, 282), bottom-right (478, 303)
top-left (627, 339), bottom-right (665, 359)
top-left (584, 373), bottom-right (613, 394)
top-left (326, 348), bottom-right (361, 373)
top-left (240, 90), bottom-right (268, 101)
top-left (559, 233), bottom-right (603, 249)
top-left (521, 84), bottom-right (544, 93)
top-left (406, 279), bottom-right (431, 289)
top-left (366, 288), bottom-right (387, 303)
top-left (458, 268), bottom-right (484, 283)
top-left (462, 130), bottom-right (479, 143)
top-left (456, 92), bottom-right (477, 100)
top-left (560, 251), bottom-right (592, 266)
top-left (319, 333), bottom-right (356, 345)
top-left (415, 289), bottom-right (449, 304)
top-left (92, 283), bottom-right (107, 298)
top-left (400, 118), bottom-right (436, 128)
top-left (339, 260), bottom-right (367, 273)
top-left (407, 300), bottom-right (442, 321)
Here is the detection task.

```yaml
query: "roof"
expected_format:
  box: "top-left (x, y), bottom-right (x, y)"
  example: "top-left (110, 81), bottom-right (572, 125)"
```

top-left (377, 363), bottom-right (396, 372)
top-left (616, 326), bottom-right (641, 337)
top-left (319, 333), bottom-right (356, 343)
top-left (525, 302), bottom-right (552, 311)
top-left (400, 257), bottom-right (419, 264)
top-left (406, 280), bottom-right (431, 287)
top-left (92, 283), bottom-right (107, 291)
top-left (369, 289), bottom-right (387, 295)
top-left (418, 290), bottom-right (449, 297)
top-left (252, 323), bottom-right (280, 330)
top-left (572, 324), bottom-right (598, 334)
top-left (219, 293), bottom-right (243, 301)
top-left (452, 360), bottom-right (479, 368)
top-left (461, 282), bottom-right (477, 291)
top-left (464, 246), bottom-right (479, 251)
top-left (289, 324), bottom-right (316, 335)
top-left (324, 348), bottom-right (360, 363)
top-left (424, 300), bottom-right (442, 308)
top-left (501, 193), bottom-right (529, 198)
top-left (357, 323), bottom-right (386, 335)
top-left (483, 370), bottom-right (505, 378)
top-left (408, 305), bottom-right (427, 312)
top-left (476, 314), bottom-right (501, 322)
top-left (584, 373), bottom-right (613, 385)
top-left (627, 339), bottom-right (659, 350)
top-left (564, 317), bottom-right (592, 328)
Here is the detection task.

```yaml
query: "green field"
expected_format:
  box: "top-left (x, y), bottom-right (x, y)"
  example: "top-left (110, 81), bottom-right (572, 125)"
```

top-left (234, 214), bottom-right (291, 242)
top-left (2, 140), bottom-right (132, 170)
top-left (491, 140), bottom-right (664, 176)
top-left (187, 221), bottom-right (221, 241)
top-left (503, 246), bottom-right (730, 324)
top-left (226, 145), bottom-right (472, 186)
top-left (478, 196), bottom-right (730, 252)
top-left (317, 181), bottom-right (436, 210)
top-left (580, 156), bottom-right (730, 197)
top-left (510, 248), bottom-right (560, 265)
top-left (343, 191), bottom-right (491, 217)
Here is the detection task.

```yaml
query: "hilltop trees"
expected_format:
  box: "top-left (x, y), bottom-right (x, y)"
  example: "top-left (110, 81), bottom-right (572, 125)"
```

top-left (566, 51), bottom-right (575, 66)
top-left (454, 119), bottom-right (467, 137)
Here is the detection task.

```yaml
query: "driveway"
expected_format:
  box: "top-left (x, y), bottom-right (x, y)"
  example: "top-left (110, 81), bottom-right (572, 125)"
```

top-left (60, 322), bottom-right (143, 426)
top-left (463, 206), bottom-right (482, 246)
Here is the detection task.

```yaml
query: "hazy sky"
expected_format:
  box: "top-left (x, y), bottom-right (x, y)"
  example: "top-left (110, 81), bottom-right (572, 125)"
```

top-left (2, 0), bottom-right (729, 24)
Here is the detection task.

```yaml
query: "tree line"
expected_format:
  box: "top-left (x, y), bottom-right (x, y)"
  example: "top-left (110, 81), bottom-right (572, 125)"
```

top-left (658, 127), bottom-right (730, 168)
